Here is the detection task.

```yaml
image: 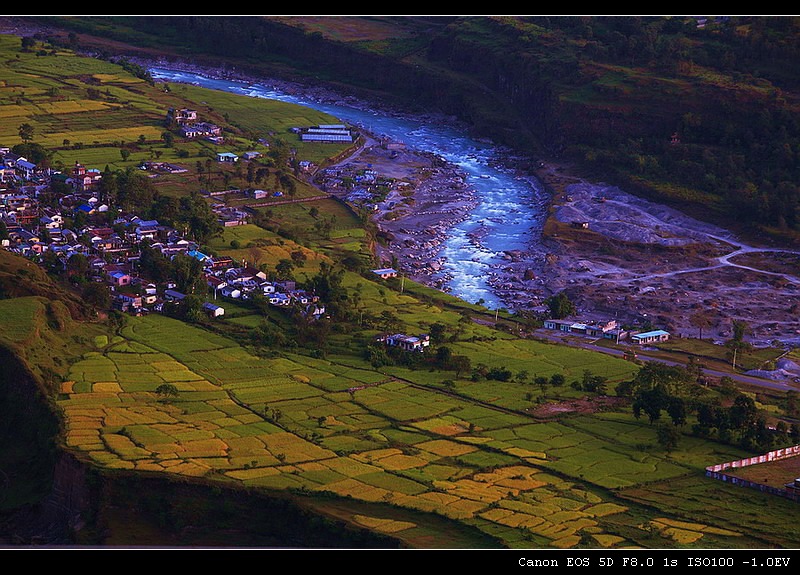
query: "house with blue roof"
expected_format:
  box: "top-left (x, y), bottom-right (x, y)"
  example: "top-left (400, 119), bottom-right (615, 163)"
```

top-left (216, 152), bottom-right (239, 163)
top-left (188, 249), bottom-right (210, 263)
top-left (631, 330), bottom-right (670, 345)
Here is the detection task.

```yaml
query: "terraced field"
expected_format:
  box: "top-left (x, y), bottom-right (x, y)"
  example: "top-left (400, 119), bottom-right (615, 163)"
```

top-left (54, 313), bottom-right (786, 548)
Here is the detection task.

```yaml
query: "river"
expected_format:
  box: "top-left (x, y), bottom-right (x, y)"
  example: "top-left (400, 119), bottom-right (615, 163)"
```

top-left (149, 67), bottom-right (549, 310)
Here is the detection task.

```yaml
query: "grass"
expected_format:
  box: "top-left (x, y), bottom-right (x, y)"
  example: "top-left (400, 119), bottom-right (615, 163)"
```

top-left (652, 337), bottom-right (786, 374)
top-left (57, 312), bottom-right (781, 548)
top-left (0, 32), bottom-right (354, 199)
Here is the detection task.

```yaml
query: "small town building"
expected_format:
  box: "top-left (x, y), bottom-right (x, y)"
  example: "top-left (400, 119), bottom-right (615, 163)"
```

top-left (543, 319), bottom-right (573, 332)
top-left (164, 289), bottom-right (186, 302)
top-left (216, 152), bottom-right (239, 163)
top-left (377, 333), bottom-right (431, 352)
top-left (203, 302), bottom-right (225, 317)
top-left (107, 270), bottom-right (131, 286)
top-left (221, 286), bottom-right (241, 299)
top-left (631, 330), bottom-right (670, 345)
top-left (269, 293), bottom-right (292, 306)
top-left (300, 124), bottom-right (353, 143)
top-left (372, 268), bottom-right (398, 279)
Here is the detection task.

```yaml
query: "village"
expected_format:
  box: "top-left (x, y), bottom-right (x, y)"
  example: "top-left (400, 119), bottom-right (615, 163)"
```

top-left (0, 110), bottom-right (358, 323)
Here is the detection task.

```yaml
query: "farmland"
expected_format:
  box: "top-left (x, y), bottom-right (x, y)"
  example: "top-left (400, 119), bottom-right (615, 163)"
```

top-left (51, 312), bottom-right (798, 548)
top-left (0, 32), bottom-right (351, 200)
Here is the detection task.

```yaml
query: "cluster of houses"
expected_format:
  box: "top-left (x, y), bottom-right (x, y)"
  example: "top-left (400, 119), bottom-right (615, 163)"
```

top-left (167, 108), bottom-right (223, 143)
top-left (1, 149), bottom-right (41, 183)
top-left (106, 249), bottom-right (326, 320)
top-left (167, 108), bottom-right (269, 162)
top-left (542, 318), bottom-right (671, 346)
top-left (317, 162), bottom-right (396, 210)
top-left (375, 332), bottom-right (431, 352)
top-left (0, 143), bottom-right (327, 320)
top-left (200, 256), bottom-right (325, 319)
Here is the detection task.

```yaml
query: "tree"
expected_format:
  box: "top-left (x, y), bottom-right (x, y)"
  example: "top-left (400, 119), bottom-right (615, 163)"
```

top-left (171, 253), bottom-right (205, 294)
top-left (487, 366), bottom-right (513, 381)
top-left (436, 345), bottom-right (453, 367)
top-left (628, 362), bottom-right (694, 423)
top-left (666, 396), bottom-right (687, 426)
top-left (290, 249), bottom-right (307, 267)
top-left (428, 322), bottom-right (448, 345)
top-left (65, 253), bottom-right (89, 281)
top-left (729, 394), bottom-right (757, 431)
top-left (13, 142), bottom-right (49, 166)
top-left (177, 191), bottom-right (222, 244)
top-left (155, 383), bottom-right (179, 402)
top-left (177, 294), bottom-right (203, 323)
top-left (731, 319), bottom-right (749, 342)
top-left (689, 310), bottom-right (713, 340)
top-left (544, 291), bottom-right (576, 319)
top-left (82, 282), bottom-right (111, 309)
top-left (726, 319), bottom-right (752, 367)
top-left (275, 258), bottom-right (295, 281)
top-left (18, 123), bottom-right (34, 143)
top-left (656, 423), bottom-right (680, 452)
top-left (112, 167), bottom-right (157, 212)
top-left (120, 148), bottom-right (131, 162)
top-left (790, 423), bottom-right (800, 443)
top-left (451, 355), bottom-right (472, 378)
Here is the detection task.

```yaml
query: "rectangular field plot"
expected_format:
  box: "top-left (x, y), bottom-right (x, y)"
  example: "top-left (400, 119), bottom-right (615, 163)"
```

top-left (356, 471), bottom-right (428, 495)
top-left (416, 439), bottom-right (478, 458)
top-left (229, 378), bottom-right (324, 403)
top-left (354, 385), bottom-right (460, 421)
top-left (319, 435), bottom-right (387, 454)
top-left (258, 432), bottom-right (337, 464)
top-left (541, 445), bottom-right (691, 489)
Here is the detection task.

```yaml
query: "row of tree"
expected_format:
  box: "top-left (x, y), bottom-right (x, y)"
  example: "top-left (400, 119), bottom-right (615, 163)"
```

top-left (618, 361), bottom-right (797, 452)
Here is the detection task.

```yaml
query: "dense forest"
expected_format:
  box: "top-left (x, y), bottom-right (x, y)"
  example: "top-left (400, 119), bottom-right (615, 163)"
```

top-left (27, 16), bottom-right (800, 241)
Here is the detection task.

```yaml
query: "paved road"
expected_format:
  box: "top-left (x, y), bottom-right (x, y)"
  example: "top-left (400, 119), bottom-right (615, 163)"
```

top-left (531, 329), bottom-right (798, 392)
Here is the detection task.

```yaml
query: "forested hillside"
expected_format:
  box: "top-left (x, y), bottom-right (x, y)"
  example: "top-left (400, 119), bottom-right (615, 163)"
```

top-left (28, 16), bottom-right (800, 243)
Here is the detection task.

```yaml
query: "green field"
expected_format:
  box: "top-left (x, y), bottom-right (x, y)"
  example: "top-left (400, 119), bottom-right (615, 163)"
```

top-left (0, 32), bottom-right (351, 197)
top-left (52, 313), bottom-right (789, 548)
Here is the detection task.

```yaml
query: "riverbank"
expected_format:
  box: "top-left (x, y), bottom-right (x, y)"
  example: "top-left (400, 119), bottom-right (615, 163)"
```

top-left (324, 140), bottom-right (479, 289)
top-left (525, 162), bottom-right (800, 349)
top-left (143, 59), bottom-right (800, 350)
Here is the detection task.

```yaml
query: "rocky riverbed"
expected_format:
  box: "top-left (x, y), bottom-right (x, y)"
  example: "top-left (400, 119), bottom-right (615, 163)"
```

top-left (524, 164), bottom-right (800, 348)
